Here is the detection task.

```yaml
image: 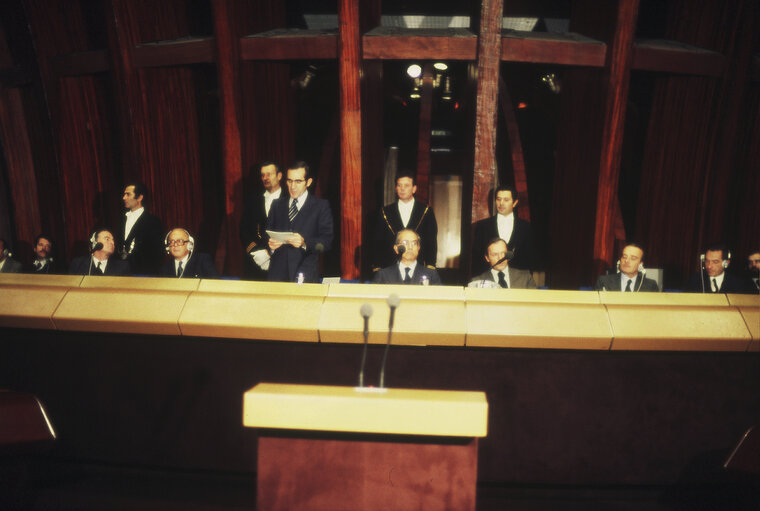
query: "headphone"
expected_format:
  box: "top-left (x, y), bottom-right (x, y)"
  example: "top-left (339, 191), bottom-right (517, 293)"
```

top-left (165, 228), bottom-right (195, 253)
top-left (616, 260), bottom-right (645, 274)
top-left (700, 250), bottom-right (731, 269)
top-left (89, 230), bottom-right (99, 250)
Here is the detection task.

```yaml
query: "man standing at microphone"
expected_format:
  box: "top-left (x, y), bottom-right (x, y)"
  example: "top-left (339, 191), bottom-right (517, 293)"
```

top-left (373, 229), bottom-right (441, 285)
top-left (469, 238), bottom-right (536, 288)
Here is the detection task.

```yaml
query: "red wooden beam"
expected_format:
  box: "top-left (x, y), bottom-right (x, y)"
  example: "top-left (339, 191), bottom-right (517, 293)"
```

top-left (632, 39), bottom-right (725, 76)
top-left (415, 64), bottom-right (434, 205)
top-left (133, 37), bottom-right (215, 68)
top-left (501, 31), bottom-right (606, 67)
top-left (471, 0), bottom-right (504, 224)
top-left (592, 0), bottom-right (640, 276)
top-left (212, 0), bottom-right (243, 276)
top-left (338, 0), bottom-right (362, 279)
top-left (241, 29), bottom-right (337, 60)
top-left (363, 28), bottom-right (477, 60)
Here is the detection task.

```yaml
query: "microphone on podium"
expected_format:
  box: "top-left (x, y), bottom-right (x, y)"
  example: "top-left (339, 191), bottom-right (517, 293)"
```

top-left (379, 294), bottom-right (400, 388)
top-left (357, 303), bottom-right (373, 387)
top-left (90, 242), bottom-right (104, 253)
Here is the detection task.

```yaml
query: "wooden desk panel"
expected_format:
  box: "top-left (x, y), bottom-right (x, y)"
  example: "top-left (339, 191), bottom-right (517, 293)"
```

top-left (0, 274), bottom-right (83, 288)
top-left (319, 284), bottom-right (466, 346)
top-left (0, 286), bottom-right (69, 330)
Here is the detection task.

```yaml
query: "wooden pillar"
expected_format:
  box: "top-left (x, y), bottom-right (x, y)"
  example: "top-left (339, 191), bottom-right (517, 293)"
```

top-left (212, 0), bottom-right (243, 276)
top-left (338, 0), bottom-right (362, 279)
top-left (471, 0), bottom-right (504, 223)
top-left (415, 64), bottom-right (434, 204)
top-left (591, 0), bottom-right (639, 276)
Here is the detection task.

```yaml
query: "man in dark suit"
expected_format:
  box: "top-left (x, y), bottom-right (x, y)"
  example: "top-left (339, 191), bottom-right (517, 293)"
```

top-left (373, 229), bottom-right (442, 285)
top-left (69, 229), bottom-right (130, 276)
top-left (239, 161), bottom-right (283, 280)
top-left (746, 250), bottom-right (760, 292)
top-left (469, 238), bottom-right (536, 289)
top-left (594, 243), bottom-right (660, 292)
top-left (371, 172), bottom-right (437, 272)
top-left (0, 238), bottom-right (23, 273)
top-left (686, 244), bottom-right (755, 294)
top-left (266, 161), bottom-right (333, 283)
top-left (24, 234), bottom-right (63, 274)
top-left (160, 228), bottom-right (218, 279)
top-left (471, 185), bottom-right (536, 277)
top-left (119, 182), bottom-right (164, 275)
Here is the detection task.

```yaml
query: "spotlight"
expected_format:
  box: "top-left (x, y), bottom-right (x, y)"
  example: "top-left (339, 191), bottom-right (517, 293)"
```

top-left (406, 64), bottom-right (422, 78)
top-left (433, 62), bottom-right (448, 71)
top-left (540, 72), bottom-right (561, 94)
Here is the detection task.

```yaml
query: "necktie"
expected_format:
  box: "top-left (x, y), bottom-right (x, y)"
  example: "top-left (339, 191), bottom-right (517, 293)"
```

top-left (498, 271), bottom-right (508, 288)
top-left (625, 279), bottom-right (632, 292)
top-left (403, 267), bottom-right (412, 284)
top-left (96, 262), bottom-right (103, 275)
top-left (177, 261), bottom-right (183, 278)
top-left (289, 199), bottom-right (298, 222)
top-left (712, 278), bottom-right (718, 292)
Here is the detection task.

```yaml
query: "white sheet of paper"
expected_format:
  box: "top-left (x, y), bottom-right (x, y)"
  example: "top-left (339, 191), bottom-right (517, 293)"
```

top-left (266, 230), bottom-right (296, 242)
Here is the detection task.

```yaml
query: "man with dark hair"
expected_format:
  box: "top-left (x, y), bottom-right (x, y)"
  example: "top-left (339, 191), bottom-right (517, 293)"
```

top-left (469, 238), bottom-right (536, 289)
top-left (69, 228), bottom-right (130, 276)
top-left (265, 161), bottom-right (333, 283)
top-left (239, 161), bottom-right (282, 280)
top-left (686, 244), bottom-right (754, 294)
top-left (471, 185), bottom-right (536, 277)
top-left (119, 181), bottom-right (164, 275)
top-left (373, 229), bottom-right (441, 285)
top-left (160, 228), bottom-right (218, 279)
top-left (371, 171), bottom-right (438, 272)
top-left (746, 250), bottom-right (760, 291)
top-left (25, 234), bottom-right (62, 274)
top-left (594, 243), bottom-right (659, 292)
top-left (0, 238), bottom-right (22, 273)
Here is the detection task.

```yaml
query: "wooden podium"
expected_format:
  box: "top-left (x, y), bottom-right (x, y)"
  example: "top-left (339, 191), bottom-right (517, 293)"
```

top-left (243, 383), bottom-right (488, 511)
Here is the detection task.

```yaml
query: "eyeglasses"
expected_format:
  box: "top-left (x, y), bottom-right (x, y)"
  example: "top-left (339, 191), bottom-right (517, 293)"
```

top-left (397, 239), bottom-right (419, 247)
top-left (286, 179), bottom-right (306, 185)
top-left (168, 239), bottom-right (190, 247)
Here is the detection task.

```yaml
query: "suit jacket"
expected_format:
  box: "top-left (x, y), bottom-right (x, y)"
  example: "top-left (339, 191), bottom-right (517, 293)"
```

top-left (371, 200), bottom-right (438, 270)
top-left (239, 190), bottom-right (273, 281)
top-left (119, 210), bottom-right (164, 276)
top-left (594, 272), bottom-right (660, 292)
top-left (69, 256), bottom-right (131, 276)
top-left (686, 271), bottom-right (756, 294)
top-left (160, 252), bottom-right (218, 279)
top-left (469, 267), bottom-right (536, 289)
top-left (265, 193), bottom-right (333, 283)
top-left (24, 258), bottom-right (64, 275)
top-left (372, 263), bottom-right (442, 285)
top-left (0, 257), bottom-right (23, 273)
top-left (472, 215), bottom-right (535, 275)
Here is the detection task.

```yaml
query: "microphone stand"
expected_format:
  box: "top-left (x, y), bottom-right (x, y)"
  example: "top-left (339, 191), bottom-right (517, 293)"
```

top-left (379, 294), bottom-right (400, 388)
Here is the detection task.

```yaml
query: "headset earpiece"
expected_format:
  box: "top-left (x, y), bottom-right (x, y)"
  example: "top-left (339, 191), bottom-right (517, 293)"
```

top-left (165, 228), bottom-right (194, 253)
top-left (89, 231), bottom-right (98, 250)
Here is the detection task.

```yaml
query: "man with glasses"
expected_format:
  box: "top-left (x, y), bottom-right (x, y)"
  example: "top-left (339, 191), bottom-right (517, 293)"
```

top-left (69, 228), bottom-right (130, 276)
top-left (265, 161), bottom-right (333, 283)
top-left (372, 229), bottom-right (441, 285)
top-left (160, 228), bottom-right (218, 279)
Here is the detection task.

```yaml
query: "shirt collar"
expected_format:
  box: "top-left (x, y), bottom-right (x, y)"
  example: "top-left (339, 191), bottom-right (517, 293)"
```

top-left (126, 207), bottom-right (144, 218)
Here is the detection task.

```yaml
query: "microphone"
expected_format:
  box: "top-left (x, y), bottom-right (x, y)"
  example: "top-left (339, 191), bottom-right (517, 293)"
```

top-left (379, 294), bottom-right (400, 388)
top-left (314, 242), bottom-right (325, 253)
top-left (357, 303), bottom-right (373, 387)
top-left (700, 254), bottom-right (706, 293)
top-left (489, 250), bottom-right (514, 269)
top-left (397, 244), bottom-right (406, 256)
top-left (90, 242), bottom-right (104, 253)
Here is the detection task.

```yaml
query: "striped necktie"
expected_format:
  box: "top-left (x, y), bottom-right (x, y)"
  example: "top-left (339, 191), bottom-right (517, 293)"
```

top-left (289, 199), bottom-right (298, 222)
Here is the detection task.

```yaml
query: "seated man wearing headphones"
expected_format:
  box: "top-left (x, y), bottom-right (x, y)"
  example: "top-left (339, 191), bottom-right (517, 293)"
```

top-left (594, 243), bottom-right (659, 292)
top-left (160, 228), bottom-right (218, 279)
top-left (686, 244), bottom-right (755, 294)
top-left (69, 229), bottom-right (130, 276)
top-left (469, 237), bottom-right (536, 289)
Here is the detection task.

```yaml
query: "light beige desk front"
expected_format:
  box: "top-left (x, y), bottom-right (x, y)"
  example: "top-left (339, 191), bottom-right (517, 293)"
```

top-left (465, 289), bottom-right (612, 349)
top-left (0, 273), bottom-right (83, 288)
top-left (318, 283), bottom-right (466, 346)
top-left (243, 382), bottom-right (488, 437)
top-left (602, 292), bottom-right (752, 351)
top-left (179, 280), bottom-right (327, 342)
top-left (727, 294), bottom-right (760, 351)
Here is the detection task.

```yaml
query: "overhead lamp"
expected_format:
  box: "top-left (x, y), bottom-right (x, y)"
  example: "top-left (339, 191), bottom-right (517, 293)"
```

top-left (406, 64), bottom-right (422, 78)
top-left (433, 62), bottom-right (448, 71)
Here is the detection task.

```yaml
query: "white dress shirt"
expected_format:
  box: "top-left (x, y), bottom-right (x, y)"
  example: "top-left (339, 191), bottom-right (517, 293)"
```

top-left (124, 207), bottom-right (144, 239)
top-left (711, 272), bottom-right (725, 292)
top-left (92, 256), bottom-right (108, 274)
top-left (397, 199), bottom-right (415, 228)
top-left (491, 268), bottom-right (511, 288)
top-left (398, 260), bottom-right (418, 281)
top-left (174, 253), bottom-right (191, 276)
top-left (264, 188), bottom-right (282, 217)
top-left (496, 212), bottom-right (514, 244)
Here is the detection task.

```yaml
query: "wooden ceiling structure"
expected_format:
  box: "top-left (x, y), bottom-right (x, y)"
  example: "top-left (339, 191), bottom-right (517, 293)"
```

top-left (0, 0), bottom-right (757, 286)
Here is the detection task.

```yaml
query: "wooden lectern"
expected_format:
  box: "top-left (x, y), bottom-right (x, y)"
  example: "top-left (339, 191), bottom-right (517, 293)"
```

top-left (243, 383), bottom-right (488, 511)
